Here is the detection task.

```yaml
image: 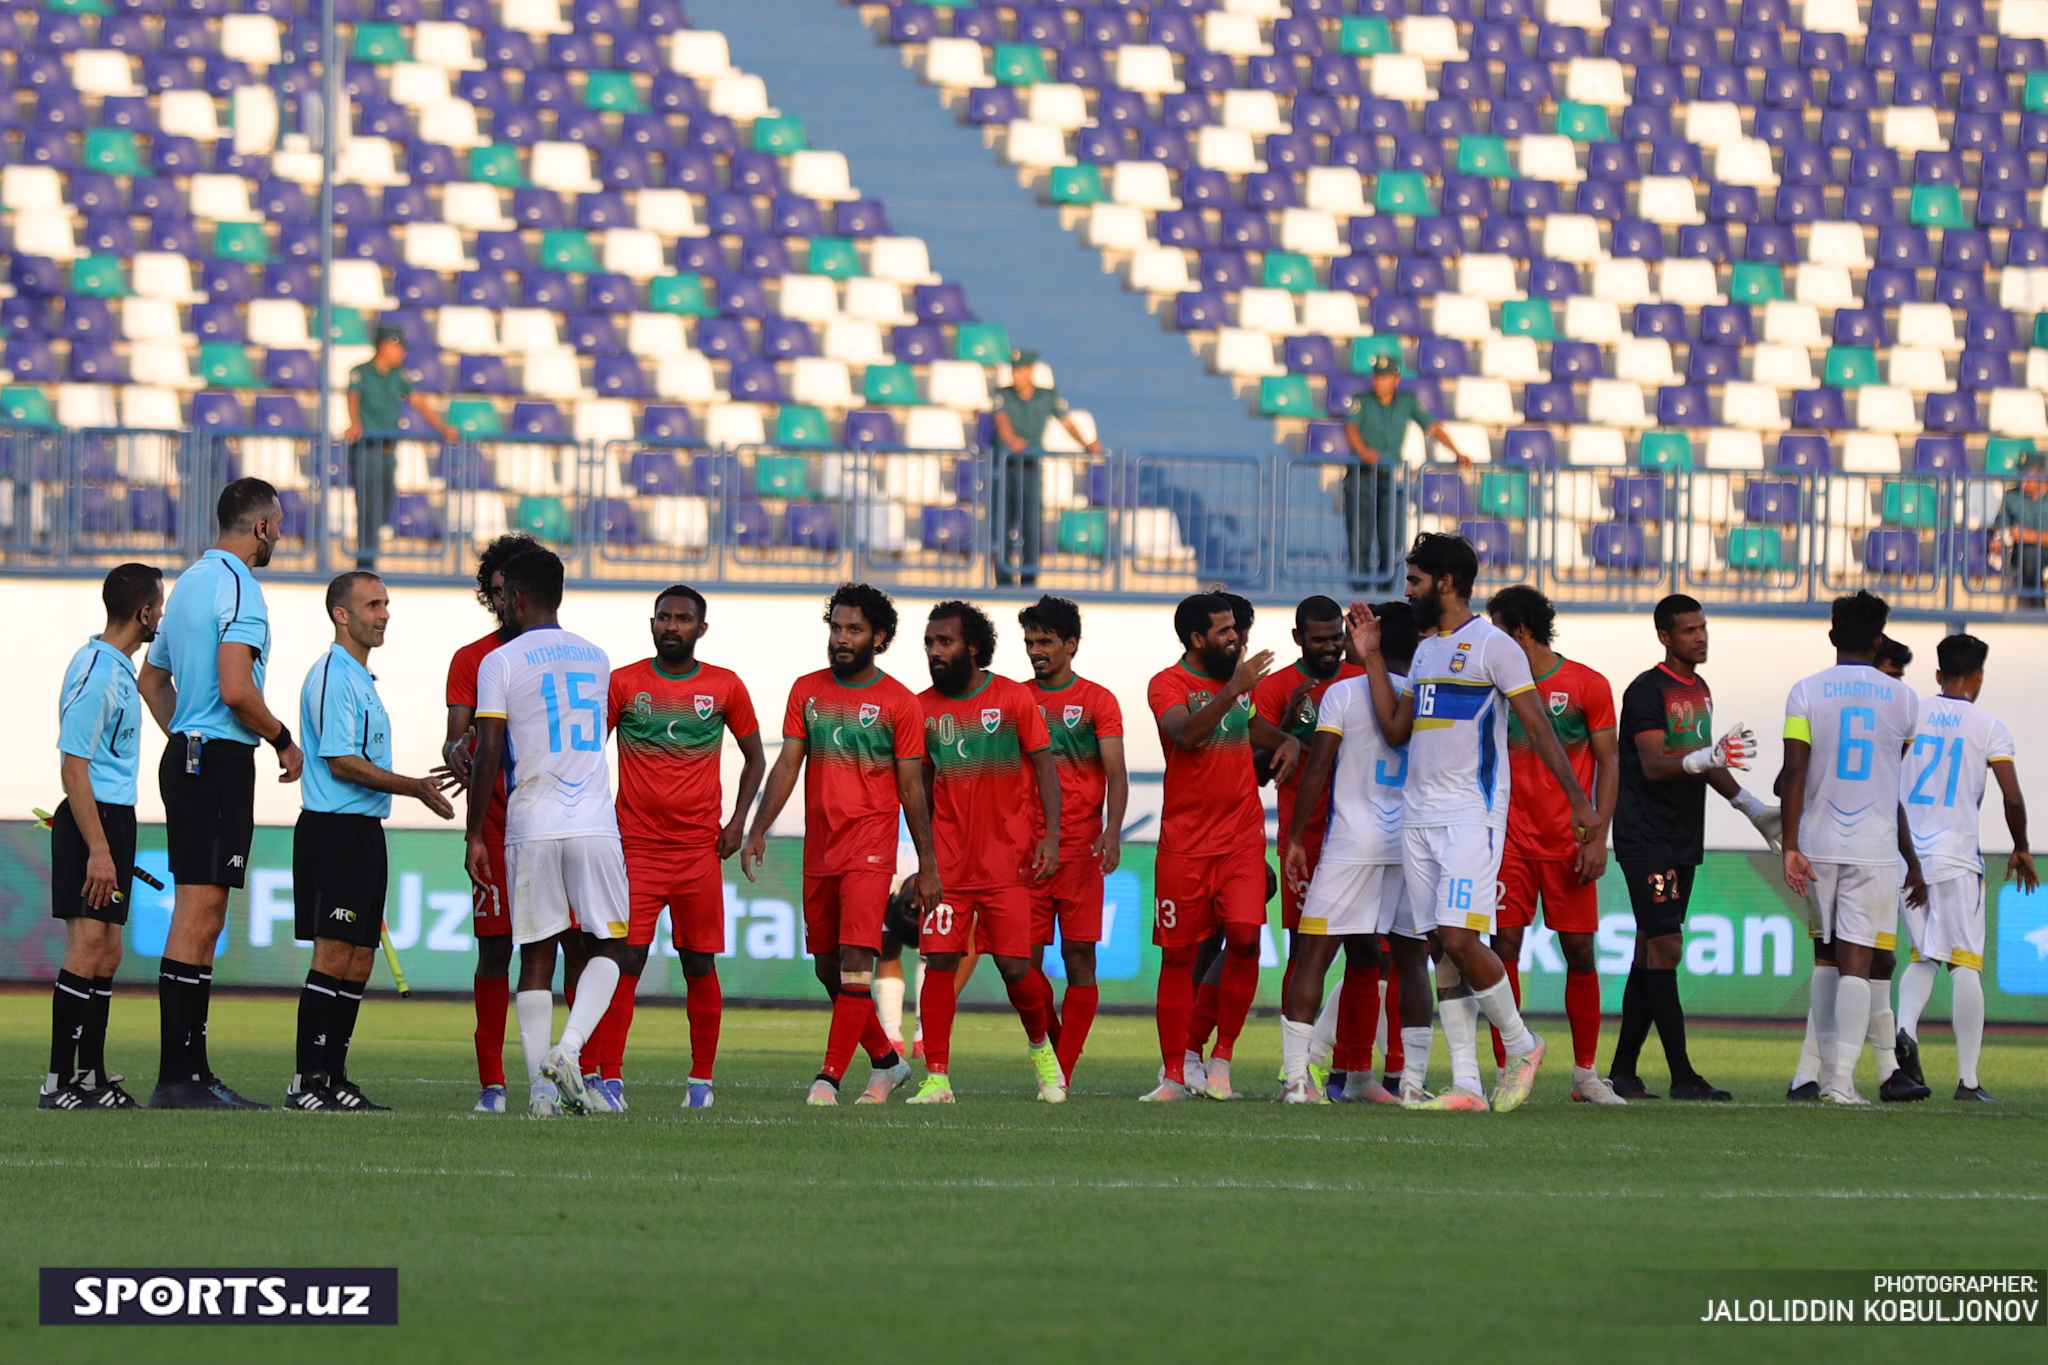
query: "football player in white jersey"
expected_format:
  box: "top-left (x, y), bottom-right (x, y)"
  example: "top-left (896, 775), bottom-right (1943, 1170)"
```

top-left (465, 549), bottom-right (631, 1118)
top-left (1281, 600), bottom-right (1425, 1104)
top-left (1894, 634), bottom-right (2035, 1102)
top-left (1352, 534), bottom-right (1600, 1112)
top-left (1779, 591), bottom-right (1927, 1105)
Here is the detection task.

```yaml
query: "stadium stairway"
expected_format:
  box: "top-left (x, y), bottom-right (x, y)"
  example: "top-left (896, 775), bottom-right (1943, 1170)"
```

top-left (689, 0), bottom-right (1282, 456)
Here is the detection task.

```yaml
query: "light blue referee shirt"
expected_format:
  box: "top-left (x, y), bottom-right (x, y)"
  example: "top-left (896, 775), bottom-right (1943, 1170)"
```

top-left (57, 637), bottom-right (142, 808)
top-left (145, 549), bottom-right (270, 744)
top-left (299, 643), bottom-right (393, 818)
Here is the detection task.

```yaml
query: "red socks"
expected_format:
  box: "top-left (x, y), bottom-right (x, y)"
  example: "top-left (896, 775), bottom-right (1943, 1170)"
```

top-left (1383, 959), bottom-right (1404, 1074)
top-left (919, 968), bottom-right (958, 1074)
top-left (1004, 969), bottom-right (1054, 1046)
top-left (1489, 959), bottom-right (1523, 1070)
top-left (473, 974), bottom-right (508, 1089)
top-left (686, 970), bottom-right (722, 1080)
top-left (1210, 940), bottom-right (1261, 1062)
top-left (821, 982), bottom-right (878, 1082)
top-left (1565, 968), bottom-right (1602, 1070)
top-left (1336, 962), bottom-right (1381, 1072)
top-left (1156, 948), bottom-right (1196, 1083)
top-left (1056, 984), bottom-right (1098, 1084)
top-left (1030, 966), bottom-right (1062, 1051)
top-left (588, 972), bottom-right (639, 1080)
top-left (1185, 979), bottom-right (1221, 1056)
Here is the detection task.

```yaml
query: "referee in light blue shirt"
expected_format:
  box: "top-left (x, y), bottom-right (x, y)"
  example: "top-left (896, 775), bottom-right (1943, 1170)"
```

top-left (42, 563), bottom-right (165, 1110)
top-left (287, 571), bottom-right (455, 1112)
top-left (136, 477), bottom-right (302, 1111)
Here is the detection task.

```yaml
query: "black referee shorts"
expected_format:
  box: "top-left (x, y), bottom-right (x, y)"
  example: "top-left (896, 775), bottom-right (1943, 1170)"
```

top-left (293, 810), bottom-right (389, 948)
top-left (50, 799), bottom-right (137, 925)
top-left (1619, 860), bottom-right (1697, 940)
top-left (159, 739), bottom-right (257, 889)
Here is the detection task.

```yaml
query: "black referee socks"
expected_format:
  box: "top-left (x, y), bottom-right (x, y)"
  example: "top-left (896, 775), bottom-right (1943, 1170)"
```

top-left (329, 981), bottom-right (365, 1082)
top-left (49, 970), bottom-right (92, 1080)
top-left (80, 976), bottom-right (114, 1084)
top-left (296, 971), bottom-right (345, 1079)
top-left (157, 958), bottom-right (205, 1083)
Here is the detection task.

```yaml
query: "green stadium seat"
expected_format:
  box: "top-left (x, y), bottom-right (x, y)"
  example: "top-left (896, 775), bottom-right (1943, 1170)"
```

top-left (1638, 431), bottom-right (1693, 470)
top-left (1728, 262), bottom-right (1784, 303)
top-left (807, 238), bottom-right (861, 279)
top-left (752, 115), bottom-right (807, 154)
top-left (1909, 185), bottom-right (1968, 229)
top-left (992, 43), bottom-right (1049, 85)
top-left (540, 230), bottom-right (598, 273)
top-left (1262, 251), bottom-right (1316, 292)
top-left (1456, 135), bottom-right (1512, 177)
top-left (328, 307), bottom-right (369, 345)
top-left (1553, 102), bottom-right (1610, 142)
top-left (775, 406), bottom-right (832, 448)
top-left (214, 221), bottom-right (271, 263)
top-left (514, 495), bottom-right (573, 542)
top-left (1985, 438), bottom-right (2034, 475)
top-left (2026, 72), bottom-right (2048, 114)
top-left (199, 343), bottom-right (261, 389)
top-left (1500, 298), bottom-right (1555, 341)
top-left (863, 363), bottom-right (920, 405)
top-left (2033, 313), bottom-right (2048, 348)
top-left (48, 0), bottom-right (110, 12)
top-left (1881, 479), bottom-right (1940, 529)
top-left (649, 274), bottom-right (715, 315)
top-left (448, 400), bottom-right (502, 436)
top-left (1478, 470), bottom-right (1527, 518)
top-left (1726, 526), bottom-right (1784, 570)
top-left (469, 145), bottom-right (529, 187)
top-left (1339, 17), bottom-right (1395, 54)
top-left (353, 22), bottom-right (410, 63)
top-left (1259, 375), bottom-right (1315, 418)
top-left (1351, 335), bottom-right (1402, 373)
top-left (756, 454), bottom-right (810, 498)
top-left (83, 129), bottom-right (143, 176)
top-left (1048, 165), bottom-right (1105, 205)
top-left (1, 388), bottom-right (58, 427)
top-left (1058, 508), bottom-right (1108, 557)
top-left (1374, 171), bottom-right (1435, 216)
top-left (70, 257), bottom-right (129, 298)
top-left (1823, 347), bottom-right (1880, 389)
top-left (956, 323), bottom-right (1011, 366)
top-left (584, 71), bottom-right (647, 113)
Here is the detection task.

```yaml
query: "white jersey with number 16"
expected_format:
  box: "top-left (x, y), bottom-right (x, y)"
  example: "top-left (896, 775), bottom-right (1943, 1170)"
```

top-left (1784, 663), bottom-right (1918, 867)
top-left (475, 625), bottom-right (618, 845)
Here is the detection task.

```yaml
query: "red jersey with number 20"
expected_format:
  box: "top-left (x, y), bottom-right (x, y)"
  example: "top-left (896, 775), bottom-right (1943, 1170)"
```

top-left (921, 674), bottom-right (1051, 890)
top-left (782, 669), bottom-right (925, 875)
top-left (607, 658), bottom-right (758, 850)
top-left (447, 630), bottom-right (510, 841)
top-left (1148, 661), bottom-right (1265, 858)
top-left (1504, 656), bottom-right (1615, 861)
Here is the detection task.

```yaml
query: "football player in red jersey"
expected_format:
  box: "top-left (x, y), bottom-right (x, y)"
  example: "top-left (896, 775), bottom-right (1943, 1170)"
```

top-left (1020, 595), bottom-right (1127, 1089)
top-left (910, 601), bottom-right (1063, 1103)
top-left (580, 585), bottom-right (766, 1112)
top-left (1252, 596), bottom-right (1369, 1086)
top-left (440, 532), bottom-right (540, 1114)
top-left (1143, 593), bottom-right (1302, 1101)
top-left (743, 583), bottom-right (936, 1106)
top-left (1486, 587), bottom-right (1624, 1103)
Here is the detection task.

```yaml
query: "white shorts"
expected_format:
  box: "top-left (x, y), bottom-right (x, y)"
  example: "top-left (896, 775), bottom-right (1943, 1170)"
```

top-left (1808, 861), bottom-right (1898, 951)
top-left (1403, 824), bottom-right (1503, 936)
top-left (1300, 860), bottom-right (1418, 938)
top-left (506, 835), bottom-right (631, 946)
top-left (1903, 873), bottom-right (1985, 971)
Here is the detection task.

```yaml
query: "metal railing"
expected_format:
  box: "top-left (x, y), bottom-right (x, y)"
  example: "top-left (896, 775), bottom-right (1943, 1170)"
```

top-left (1, 423), bottom-right (2043, 619)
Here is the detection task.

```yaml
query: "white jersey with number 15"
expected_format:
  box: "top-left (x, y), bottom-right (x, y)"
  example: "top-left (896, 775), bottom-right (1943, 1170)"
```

top-left (475, 625), bottom-right (618, 845)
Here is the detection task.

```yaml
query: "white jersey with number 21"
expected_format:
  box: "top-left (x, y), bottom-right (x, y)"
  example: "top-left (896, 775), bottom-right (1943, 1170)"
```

top-left (475, 625), bottom-right (618, 845)
top-left (1900, 694), bottom-right (2015, 881)
top-left (1784, 663), bottom-right (1918, 866)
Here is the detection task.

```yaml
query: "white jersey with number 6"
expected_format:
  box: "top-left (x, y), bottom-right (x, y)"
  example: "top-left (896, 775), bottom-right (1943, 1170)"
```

top-left (475, 625), bottom-right (618, 845)
top-left (1314, 672), bottom-right (1408, 865)
top-left (1783, 662), bottom-right (1918, 866)
top-left (1900, 694), bottom-right (2015, 881)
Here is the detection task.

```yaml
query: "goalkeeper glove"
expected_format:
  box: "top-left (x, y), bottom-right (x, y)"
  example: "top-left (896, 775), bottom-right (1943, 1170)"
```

top-left (1729, 789), bottom-right (1783, 854)
top-left (1682, 722), bottom-right (1756, 774)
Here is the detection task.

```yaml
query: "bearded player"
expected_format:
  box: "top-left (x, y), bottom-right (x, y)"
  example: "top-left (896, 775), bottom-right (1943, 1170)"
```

top-left (911, 601), bottom-right (1064, 1104)
top-left (743, 583), bottom-right (934, 1106)
top-left (1253, 596), bottom-right (1367, 1088)
top-left (1485, 586), bottom-right (1624, 1104)
top-left (584, 585), bottom-right (766, 1111)
top-left (1020, 595), bottom-right (1127, 1089)
top-left (442, 532), bottom-right (541, 1113)
top-left (1143, 592), bottom-right (1301, 1101)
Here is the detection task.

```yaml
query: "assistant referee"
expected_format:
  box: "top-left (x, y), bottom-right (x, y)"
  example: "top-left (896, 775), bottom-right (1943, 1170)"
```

top-left (136, 478), bottom-right (303, 1110)
top-left (287, 571), bottom-right (454, 1112)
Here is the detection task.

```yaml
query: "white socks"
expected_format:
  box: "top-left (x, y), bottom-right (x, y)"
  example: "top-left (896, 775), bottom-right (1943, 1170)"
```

top-left (1400, 1027), bottom-right (1433, 1097)
top-left (1953, 967), bottom-right (1985, 1089)
top-left (1474, 978), bottom-right (1535, 1058)
top-left (1308, 980), bottom-right (1342, 1071)
top-left (1281, 1018), bottom-right (1313, 1087)
top-left (1897, 959), bottom-right (1938, 1039)
top-left (874, 974), bottom-right (906, 1044)
top-left (1376, 979), bottom-right (1393, 1073)
top-left (558, 957), bottom-right (620, 1061)
top-left (516, 989), bottom-right (553, 1095)
top-left (1869, 1000), bottom-right (1897, 1082)
top-left (1830, 974), bottom-right (1872, 1093)
top-left (1795, 964), bottom-right (1839, 1088)
top-left (1439, 993), bottom-right (1482, 1095)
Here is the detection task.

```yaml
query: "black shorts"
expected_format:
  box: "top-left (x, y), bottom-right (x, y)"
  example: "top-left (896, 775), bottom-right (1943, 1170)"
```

top-left (50, 799), bottom-right (137, 925)
top-left (293, 810), bottom-right (389, 948)
top-left (1620, 860), bottom-right (1697, 940)
top-left (160, 738), bottom-right (257, 889)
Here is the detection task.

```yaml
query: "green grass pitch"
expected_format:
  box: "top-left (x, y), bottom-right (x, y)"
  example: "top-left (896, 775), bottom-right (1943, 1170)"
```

top-left (0, 989), bottom-right (2043, 1364)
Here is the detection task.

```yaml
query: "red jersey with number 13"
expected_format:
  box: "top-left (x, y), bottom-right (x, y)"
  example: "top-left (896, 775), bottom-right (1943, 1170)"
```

top-left (607, 658), bottom-right (757, 850)
top-left (1148, 661), bottom-right (1265, 858)
top-left (1504, 656), bottom-right (1615, 861)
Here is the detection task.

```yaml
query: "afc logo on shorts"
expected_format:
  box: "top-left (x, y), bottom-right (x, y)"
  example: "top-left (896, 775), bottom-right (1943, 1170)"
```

top-left (329, 907), bottom-right (358, 923)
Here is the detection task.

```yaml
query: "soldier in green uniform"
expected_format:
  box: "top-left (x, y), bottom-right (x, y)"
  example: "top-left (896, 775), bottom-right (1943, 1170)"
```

top-left (991, 349), bottom-right (1102, 588)
top-left (1342, 356), bottom-right (1470, 587)
top-left (1994, 450), bottom-right (2048, 607)
top-left (343, 325), bottom-right (458, 568)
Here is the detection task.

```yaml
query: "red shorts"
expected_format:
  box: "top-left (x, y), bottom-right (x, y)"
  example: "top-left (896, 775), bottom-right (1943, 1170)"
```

top-left (625, 843), bottom-right (725, 953)
top-left (802, 867), bottom-right (894, 954)
top-left (921, 884), bottom-right (1034, 958)
top-left (1030, 853), bottom-right (1105, 945)
top-left (1280, 826), bottom-right (1326, 932)
top-left (1497, 854), bottom-right (1599, 934)
top-left (471, 833), bottom-right (511, 938)
top-left (1152, 849), bottom-right (1269, 949)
